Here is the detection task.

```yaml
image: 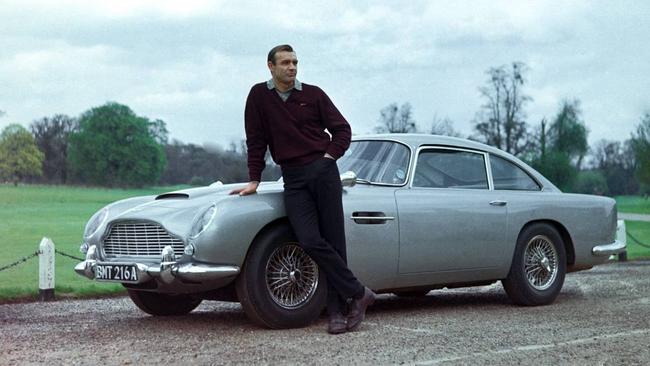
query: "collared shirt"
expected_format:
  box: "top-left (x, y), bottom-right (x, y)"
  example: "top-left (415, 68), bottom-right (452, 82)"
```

top-left (267, 79), bottom-right (302, 102)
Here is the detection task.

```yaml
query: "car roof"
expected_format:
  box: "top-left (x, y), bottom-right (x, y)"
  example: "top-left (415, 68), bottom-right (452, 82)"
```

top-left (351, 133), bottom-right (560, 192)
top-left (353, 133), bottom-right (500, 153)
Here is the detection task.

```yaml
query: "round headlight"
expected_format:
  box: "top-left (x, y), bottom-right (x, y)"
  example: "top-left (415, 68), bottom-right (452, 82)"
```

top-left (84, 207), bottom-right (109, 239)
top-left (190, 204), bottom-right (217, 239)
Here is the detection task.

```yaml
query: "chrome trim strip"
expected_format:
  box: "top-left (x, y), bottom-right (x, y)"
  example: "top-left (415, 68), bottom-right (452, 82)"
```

top-left (485, 153), bottom-right (495, 191)
top-left (592, 240), bottom-right (626, 256)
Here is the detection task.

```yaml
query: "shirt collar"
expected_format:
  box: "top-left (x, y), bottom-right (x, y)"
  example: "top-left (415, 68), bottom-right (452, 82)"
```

top-left (267, 79), bottom-right (302, 91)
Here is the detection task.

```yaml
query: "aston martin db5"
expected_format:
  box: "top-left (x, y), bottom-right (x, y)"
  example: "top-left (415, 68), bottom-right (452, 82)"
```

top-left (75, 134), bottom-right (625, 328)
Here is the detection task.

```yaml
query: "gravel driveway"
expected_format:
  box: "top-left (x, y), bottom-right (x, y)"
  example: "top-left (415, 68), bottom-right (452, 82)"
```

top-left (2, 261), bottom-right (650, 365)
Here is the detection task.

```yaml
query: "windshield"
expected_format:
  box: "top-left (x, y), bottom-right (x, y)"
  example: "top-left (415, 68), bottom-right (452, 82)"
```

top-left (337, 140), bottom-right (411, 185)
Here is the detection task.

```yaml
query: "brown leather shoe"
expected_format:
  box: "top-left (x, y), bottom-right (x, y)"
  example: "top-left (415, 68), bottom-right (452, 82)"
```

top-left (346, 287), bottom-right (376, 331)
top-left (327, 313), bottom-right (347, 334)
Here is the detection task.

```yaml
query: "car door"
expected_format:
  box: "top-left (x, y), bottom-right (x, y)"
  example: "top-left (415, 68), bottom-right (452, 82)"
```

top-left (335, 139), bottom-right (410, 290)
top-left (395, 146), bottom-right (507, 276)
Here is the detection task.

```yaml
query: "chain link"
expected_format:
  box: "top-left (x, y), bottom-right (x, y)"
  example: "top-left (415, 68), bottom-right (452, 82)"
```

top-left (54, 249), bottom-right (85, 262)
top-left (0, 251), bottom-right (40, 273)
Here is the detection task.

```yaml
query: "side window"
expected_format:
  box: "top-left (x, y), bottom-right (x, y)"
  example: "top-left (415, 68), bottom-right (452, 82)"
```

top-left (490, 155), bottom-right (541, 191)
top-left (413, 149), bottom-right (488, 189)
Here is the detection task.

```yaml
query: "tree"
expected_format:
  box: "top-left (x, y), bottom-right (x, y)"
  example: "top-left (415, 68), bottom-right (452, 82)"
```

top-left (473, 62), bottom-right (531, 156)
top-left (159, 139), bottom-right (254, 186)
top-left (375, 103), bottom-right (418, 133)
top-left (430, 116), bottom-right (462, 137)
top-left (0, 124), bottom-right (44, 185)
top-left (526, 100), bottom-right (589, 192)
top-left (530, 150), bottom-right (576, 191)
top-left (30, 114), bottom-right (77, 184)
top-left (148, 119), bottom-right (169, 145)
top-left (590, 139), bottom-right (638, 195)
top-left (547, 99), bottom-right (588, 169)
top-left (573, 170), bottom-right (609, 195)
top-left (67, 102), bottom-right (166, 187)
top-left (631, 112), bottom-right (650, 191)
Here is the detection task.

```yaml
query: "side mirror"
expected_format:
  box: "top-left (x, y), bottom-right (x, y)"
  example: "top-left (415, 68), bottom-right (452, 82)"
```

top-left (340, 171), bottom-right (357, 187)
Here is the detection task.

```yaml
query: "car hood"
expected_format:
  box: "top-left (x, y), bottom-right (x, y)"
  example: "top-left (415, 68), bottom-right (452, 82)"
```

top-left (103, 181), bottom-right (285, 238)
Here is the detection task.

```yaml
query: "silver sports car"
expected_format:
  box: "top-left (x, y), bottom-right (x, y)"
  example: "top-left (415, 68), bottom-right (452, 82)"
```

top-left (75, 134), bottom-right (625, 328)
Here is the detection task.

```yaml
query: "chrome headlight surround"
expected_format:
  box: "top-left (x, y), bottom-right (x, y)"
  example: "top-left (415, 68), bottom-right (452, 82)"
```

top-left (190, 204), bottom-right (217, 240)
top-left (83, 207), bottom-right (109, 239)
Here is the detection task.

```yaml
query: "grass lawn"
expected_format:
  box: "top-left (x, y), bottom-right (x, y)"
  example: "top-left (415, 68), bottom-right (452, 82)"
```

top-left (0, 184), bottom-right (187, 302)
top-left (623, 221), bottom-right (650, 259)
top-left (615, 195), bottom-right (650, 215)
top-left (2, 187), bottom-right (649, 303)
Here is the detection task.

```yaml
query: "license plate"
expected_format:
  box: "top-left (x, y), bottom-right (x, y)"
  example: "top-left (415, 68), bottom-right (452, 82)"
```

top-left (95, 264), bottom-right (139, 283)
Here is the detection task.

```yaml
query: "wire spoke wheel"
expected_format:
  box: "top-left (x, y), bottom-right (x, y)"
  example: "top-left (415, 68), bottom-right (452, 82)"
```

top-left (524, 235), bottom-right (559, 291)
top-left (265, 243), bottom-right (319, 309)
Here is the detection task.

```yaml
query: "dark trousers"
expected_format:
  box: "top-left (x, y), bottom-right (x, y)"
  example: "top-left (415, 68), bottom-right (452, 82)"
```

top-left (282, 157), bottom-right (363, 315)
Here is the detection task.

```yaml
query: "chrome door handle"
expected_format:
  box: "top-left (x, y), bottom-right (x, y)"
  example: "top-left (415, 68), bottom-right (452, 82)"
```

top-left (489, 200), bottom-right (507, 206)
top-left (350, 216), bottom-right (396, 220)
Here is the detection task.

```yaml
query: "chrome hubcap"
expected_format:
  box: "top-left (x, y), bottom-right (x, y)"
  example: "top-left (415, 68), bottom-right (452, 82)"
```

top-left (524, 235), bottom-right (558, 291)
top-left (265, 244), bottom-right (319, 309)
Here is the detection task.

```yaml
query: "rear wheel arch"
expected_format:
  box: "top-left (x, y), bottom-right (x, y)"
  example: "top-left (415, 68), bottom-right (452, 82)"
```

top-left (518, 219), bottom-right (575, 266)
top-left (503, 222), bottom-right (567, 305)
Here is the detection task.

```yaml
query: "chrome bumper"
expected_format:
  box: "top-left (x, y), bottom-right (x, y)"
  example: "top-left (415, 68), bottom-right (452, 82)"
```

top-left (74, 245), bottom-right (240, 284)
top-left (592, 240), bottom-right (626, 256)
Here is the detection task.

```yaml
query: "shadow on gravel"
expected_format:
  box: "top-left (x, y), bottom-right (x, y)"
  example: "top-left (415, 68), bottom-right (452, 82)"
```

top-left (111, 286), bottom-right (595, 330)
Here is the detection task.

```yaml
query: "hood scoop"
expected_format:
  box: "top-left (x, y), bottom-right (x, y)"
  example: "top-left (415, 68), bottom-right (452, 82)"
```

top-left (155, 193), bottom-right (190, 200)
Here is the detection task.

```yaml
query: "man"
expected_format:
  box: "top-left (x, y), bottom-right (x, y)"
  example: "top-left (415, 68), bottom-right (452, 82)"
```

top-left (230, 44), bottom-right (375, 334)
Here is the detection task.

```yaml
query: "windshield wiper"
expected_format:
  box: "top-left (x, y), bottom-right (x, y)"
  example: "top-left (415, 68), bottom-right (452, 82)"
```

top-left (355, 178), bottom-right (372, 185)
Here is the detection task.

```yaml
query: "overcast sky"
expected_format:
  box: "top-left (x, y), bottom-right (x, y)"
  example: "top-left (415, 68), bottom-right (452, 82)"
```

top-left (1, 0), bottom-right (649, 149)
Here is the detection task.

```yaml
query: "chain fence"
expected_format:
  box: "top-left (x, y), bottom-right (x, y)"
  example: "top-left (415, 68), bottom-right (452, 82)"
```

top-left (627, 230), bottom-right (650, 249)
top-left (54, 249), bottom-right (84, 262)
top-left (0, 251), bottom-right (40, 273)
top-left (1, 227), bottom-right (649, 274)
top-left (0, 248), bottom-right (84, 273)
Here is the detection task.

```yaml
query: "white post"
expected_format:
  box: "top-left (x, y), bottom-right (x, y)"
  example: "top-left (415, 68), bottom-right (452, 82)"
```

top-left (39, 237), bottom-right (55, 301)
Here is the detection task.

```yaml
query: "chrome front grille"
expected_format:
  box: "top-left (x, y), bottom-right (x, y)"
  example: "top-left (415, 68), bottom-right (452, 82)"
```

top-left (103, 222), bottom-right (184, 258)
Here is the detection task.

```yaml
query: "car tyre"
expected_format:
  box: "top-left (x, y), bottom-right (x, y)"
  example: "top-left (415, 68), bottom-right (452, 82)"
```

top-left (502, 223), bottom-right (566, 306)
top-left (236, 225), bottom-right (327, 329)
top-left (127, 289), bottom-right (202, 316)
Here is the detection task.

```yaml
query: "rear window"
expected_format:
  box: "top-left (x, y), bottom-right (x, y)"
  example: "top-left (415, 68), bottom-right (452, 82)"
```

top-left (490, 155), bottom-right (541, 191)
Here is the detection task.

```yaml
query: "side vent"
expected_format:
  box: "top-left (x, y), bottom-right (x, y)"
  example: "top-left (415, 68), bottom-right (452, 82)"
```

top-left (155, 193), bottom-right (189, 200)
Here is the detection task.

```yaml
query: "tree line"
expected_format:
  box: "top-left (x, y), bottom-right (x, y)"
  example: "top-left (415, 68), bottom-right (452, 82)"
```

top-left (1, 62), bottom-right (649, 194)
top-left (374, 62), bottom-right (650, 196)
top-left (0, 102), bottom-right (280, 188)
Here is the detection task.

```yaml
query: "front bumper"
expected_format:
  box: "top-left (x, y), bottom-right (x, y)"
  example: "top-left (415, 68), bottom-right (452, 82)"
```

top-left (592, 240), bottom-right (626, 256)
top-left (74, 245), bottom-right (239, 285)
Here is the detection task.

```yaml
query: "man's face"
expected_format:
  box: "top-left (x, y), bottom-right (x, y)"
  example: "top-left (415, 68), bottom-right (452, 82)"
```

top-left (268, 51), bottom-right (298, 85)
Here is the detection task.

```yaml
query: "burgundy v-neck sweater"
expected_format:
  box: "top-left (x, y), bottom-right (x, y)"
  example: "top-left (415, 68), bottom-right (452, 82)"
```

top-left (244, 82), bottom-right (352, 182)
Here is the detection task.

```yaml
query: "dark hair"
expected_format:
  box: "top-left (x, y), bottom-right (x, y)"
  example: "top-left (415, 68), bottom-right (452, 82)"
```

top-left (267, 44), bottom-right (294, 64)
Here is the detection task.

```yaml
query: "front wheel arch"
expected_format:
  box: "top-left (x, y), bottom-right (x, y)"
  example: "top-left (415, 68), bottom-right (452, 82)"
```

top-left (235, 223), bottom-right (327, 329)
